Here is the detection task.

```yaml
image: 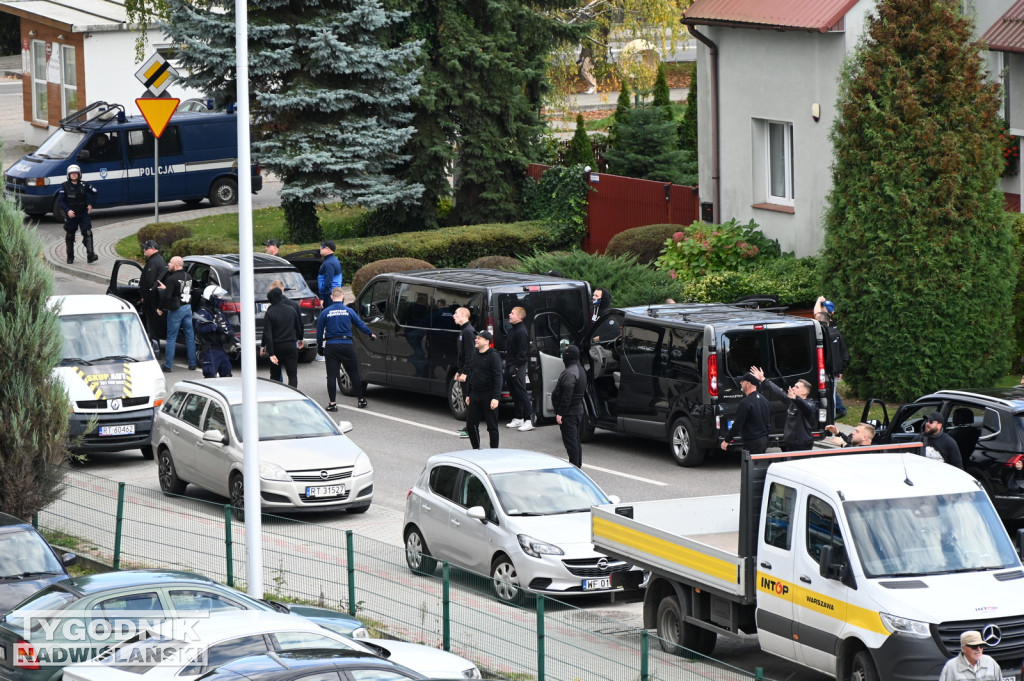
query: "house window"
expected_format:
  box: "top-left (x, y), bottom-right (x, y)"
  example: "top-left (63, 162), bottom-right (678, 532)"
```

top-left (767, 121), bottom-right (794, 205)
top-left (61, 45), bottom-right (77, 117)
top-left (30, 40), bottom-right (47, 122)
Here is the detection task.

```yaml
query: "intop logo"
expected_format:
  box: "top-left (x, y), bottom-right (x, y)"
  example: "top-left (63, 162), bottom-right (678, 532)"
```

top-left (760, 576), bottom-right (790, 596)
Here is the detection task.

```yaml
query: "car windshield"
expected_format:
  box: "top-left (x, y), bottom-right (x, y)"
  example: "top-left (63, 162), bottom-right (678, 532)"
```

top-left (234, 271), bottom-right (311, 299)
top-left (104, 634), bottom-right (185, 673)
top-left (490, 467), bottom-right (610, 516)
top-left (0, 529), bottom-right (64, 579)
top-left (57, 313), bottom-right (154, 364)
top-left (845, 491), bottom-right (1020, 578)
top-left (5, 587), bottom-right (78, 631)
top-left (229, 399), bottom-right (339, 442)
top-left (33, 129), bottom-right (86, 160)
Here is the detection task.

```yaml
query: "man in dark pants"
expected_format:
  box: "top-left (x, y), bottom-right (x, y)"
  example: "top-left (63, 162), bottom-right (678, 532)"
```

top-left (506, 306), bottom-right (535, 431)
top-left (465, 331), bottom-right (503, 449)
top-left (552, 344), bottom-right (587, 467)
top-left (261, 287), bottom-right (304, 387)
top-left (317, 241), bottom-right (343, 310)
top-left (918, 411), bottom-right (964, 469)
top-left (720, 372), bottom-right (770, 454)
top-left (751, 366), bottom-right (817, 452)
top-left (193, 285), bottom-right (235, 378)
top-left (453, 307), bottom-right (476, 438)
top-left (58, 164), bottom-right (98, 264)
top-left (317, 287), bottom-right (376, 409)
top-left (139, 240), bottom-right (167, 344)
top-left (156, 256), bottom-right (196, 373)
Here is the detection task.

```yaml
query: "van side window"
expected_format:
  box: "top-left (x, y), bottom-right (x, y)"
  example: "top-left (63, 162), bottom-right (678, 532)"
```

top-left (127, 126), bottom-right (183, 159)
top-left (764, 482), bottom-right (796, 550)
top-left (396, 284), bottom-right (433, 327)
top-left (806, 494), bottom-right (845, 563)
top-left (724, 333), bottom-right (761, 377)
top-left (666, 328), bottom-right (701, 380)
top-left (434, 286), bottom-right (482, 329)
top-left (358, 280), bottom-right (391, 319)
top-left (622, 326), bottom-right (663, 378)
top-left (770, 329), bottom-right (812, 375)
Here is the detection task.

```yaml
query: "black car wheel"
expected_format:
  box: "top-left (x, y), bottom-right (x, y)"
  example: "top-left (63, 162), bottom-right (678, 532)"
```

top-left (158, 449), bottom-right (187, 495)
top-left (337, 364), bottom-right (366, 397)
top-left (209, 178), bottom-right (238, 207)
top-left (229, 472), bottom-right (245, 521)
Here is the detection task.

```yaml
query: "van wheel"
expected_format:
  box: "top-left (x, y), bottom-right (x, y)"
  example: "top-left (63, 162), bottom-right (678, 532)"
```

top-left (580, 411), bottom-right (596, 443)
top-left (670, 417), bottom-right (707, 467)
top-left (447, 376), bottom-right (467, 420)
top-left (656, 592), bottom-right (716, 656)
top-left (849, 651), bottom-right (878, 681)
top-left (337, 364), bottom-right (366, 397)
top-left (299, 346), bottom-right (318, 363)
top-left (209, 178), bottom-right (238, 206)
top-left (52, 195), bottom-right (67, 221)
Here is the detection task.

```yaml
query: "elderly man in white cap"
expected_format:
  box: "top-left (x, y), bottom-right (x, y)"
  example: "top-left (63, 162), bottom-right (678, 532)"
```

top-left (939, 630), bottom-right (1000, 681)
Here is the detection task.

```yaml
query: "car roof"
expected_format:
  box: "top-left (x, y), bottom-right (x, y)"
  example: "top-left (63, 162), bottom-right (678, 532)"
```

top-left (0, 512), bottom-right (33, 530)
top-left (155, 610), bottom-right (326, 641)
top-left (49, 569), bottom-right (216, 595)
top-left (47, 294), bottom-right (136, 316)
top-left (379, 269), bottom-right (588, 289)
top-left (184, 254), bottom-right (298, 271)
top-left (206, 649), bottom-right (413, 679)
top-left (612, 303), bottom-right (818, 328)
top-left (170, 377), bottom-right (308, 405)
top-left (425, 449), bottom-right (576, 475)
top-left (928, 388), bottom-right (1024, 411)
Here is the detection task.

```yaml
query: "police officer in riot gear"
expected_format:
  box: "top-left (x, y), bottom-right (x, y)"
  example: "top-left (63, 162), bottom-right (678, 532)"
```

top-left (57, 164), bottom-right (98, 264)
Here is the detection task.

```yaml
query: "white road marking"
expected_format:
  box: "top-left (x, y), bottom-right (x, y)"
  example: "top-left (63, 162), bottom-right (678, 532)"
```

top-left (338, 404), bottom-right (666, 485)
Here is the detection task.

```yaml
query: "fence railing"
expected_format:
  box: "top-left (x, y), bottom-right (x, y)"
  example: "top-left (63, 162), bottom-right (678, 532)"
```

top-left (37, 467), bottom-right (774, 681)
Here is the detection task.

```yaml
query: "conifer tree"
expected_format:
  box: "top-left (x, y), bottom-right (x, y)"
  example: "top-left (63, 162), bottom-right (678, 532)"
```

top-left (163, 0), bottom-right (422, 242)
top-left (0, 197), bottom-right (69, 519)
top-left (609, 80), bottom-right (632, 146)
top-left (652, 62), bottom-right (670, 108)
top-left (823, 0), bottom-right (1017, 401)
top-left (564, 114), bottom-right (596, 168)
top-left (678, 62), bottom-right (697, 152)
top-left (604, 105), bottom-right (691, 183)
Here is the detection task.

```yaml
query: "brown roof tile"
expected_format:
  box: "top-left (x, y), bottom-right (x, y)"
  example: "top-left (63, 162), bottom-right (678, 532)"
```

top-left (980, 0), bottom-right (1024, 53)
top-left (684, 0), bottom-right (861, 33)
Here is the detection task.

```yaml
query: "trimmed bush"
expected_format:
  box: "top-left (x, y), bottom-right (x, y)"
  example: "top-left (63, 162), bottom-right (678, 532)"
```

top-left (136, 223), bottom-right (193, 251)
top-left (656, 218), bottom-right (782, 277)
top-left (677, 255), bottom-right (821, 308)
top-left (465, 255), bottom-right (522, 271)
top-left (168, 236), bottom-right (239, 258)
top-left (351, 258), bottom-right (434, 297)
top-left (605, 224), bottom-right (686, 264)
top-left (518, 250), bottom-right (676, 307)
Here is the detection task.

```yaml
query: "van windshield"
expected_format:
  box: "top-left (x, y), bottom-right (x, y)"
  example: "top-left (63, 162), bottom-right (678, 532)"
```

top-left (845, 491), bottom-right (1019, 578)
top-left (33, 129), bottom-right (86, 160)
top-left (58, 313), bottom-right (154, 364)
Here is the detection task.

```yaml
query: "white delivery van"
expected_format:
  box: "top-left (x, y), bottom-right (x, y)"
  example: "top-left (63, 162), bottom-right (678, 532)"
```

top-left (48, 295), bottom-right (166, 458)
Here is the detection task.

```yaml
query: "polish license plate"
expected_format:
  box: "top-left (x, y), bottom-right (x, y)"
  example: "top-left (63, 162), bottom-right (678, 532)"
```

top-left (582, 577), bottom-right (612, 591)
top-left (306, 485), bottom-right (346, 498)
top-left (99, 425), bottom-right (135, 436)
top-left (1001, 671), bottom-right (1020, 681)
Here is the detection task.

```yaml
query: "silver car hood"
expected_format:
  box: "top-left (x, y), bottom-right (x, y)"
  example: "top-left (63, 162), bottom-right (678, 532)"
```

top-left (504, 511), bottom-right (596, 551)
top-left (256, 436), bottom-right (364, 470)
top-left (368, 639), bottom-right (478, 678)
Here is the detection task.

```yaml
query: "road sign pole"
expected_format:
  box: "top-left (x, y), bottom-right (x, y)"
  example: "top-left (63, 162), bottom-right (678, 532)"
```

top-left (154, 137), bottom-right (160, 223)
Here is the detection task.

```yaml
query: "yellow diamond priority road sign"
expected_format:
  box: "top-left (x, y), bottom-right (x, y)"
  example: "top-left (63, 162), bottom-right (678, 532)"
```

top-left (134, 53), bottom-right (178, 97)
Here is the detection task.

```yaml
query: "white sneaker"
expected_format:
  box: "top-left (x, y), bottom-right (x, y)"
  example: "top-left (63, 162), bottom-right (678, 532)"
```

top-left (315, 355), bottom-right (326, 362)
top-left (518, 421), bottom-right (535, 432)
top-left (506, 418), bottom-right (524, 429)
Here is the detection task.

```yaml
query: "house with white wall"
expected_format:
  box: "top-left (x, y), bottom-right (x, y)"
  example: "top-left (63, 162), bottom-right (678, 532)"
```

top-left (0, 0), bottom-right (200, 146)
top-left (682, 0), bottom-right (1017, 257)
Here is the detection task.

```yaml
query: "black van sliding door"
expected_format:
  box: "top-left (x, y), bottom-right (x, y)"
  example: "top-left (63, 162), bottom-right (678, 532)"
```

top-left (616, 324), bottom-right (667, 437)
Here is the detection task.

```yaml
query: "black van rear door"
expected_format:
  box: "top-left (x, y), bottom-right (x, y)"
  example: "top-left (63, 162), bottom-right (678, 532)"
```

top-left (530, 311), bottom-right (582, 419)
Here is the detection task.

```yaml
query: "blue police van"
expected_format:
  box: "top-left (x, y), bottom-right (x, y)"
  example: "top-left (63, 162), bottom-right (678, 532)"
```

top-left (4, 101), bottom-right (262, 218)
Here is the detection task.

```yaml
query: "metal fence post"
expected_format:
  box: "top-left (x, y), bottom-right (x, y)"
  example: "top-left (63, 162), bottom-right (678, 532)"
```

top-left (113, 482), bottom-right (126, 570)
top-left (346, 530), bottom-right (356, 616)
top-left (640, 629), bottom-right (649, 681)
top-left (536, 594), bottom-right (545, 681)
top-left (224, 505), bottom-right (234, 587)
top-left (756, 667), bottom-right (764, 681)
top-left (32, 513), bottom-right (37, 529)
top-left (442, 563), bottom-right (450, 651)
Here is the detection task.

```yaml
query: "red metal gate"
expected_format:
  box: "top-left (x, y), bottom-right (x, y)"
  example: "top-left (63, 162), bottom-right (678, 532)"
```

top-left (528, 164), bottom-right (701, 253)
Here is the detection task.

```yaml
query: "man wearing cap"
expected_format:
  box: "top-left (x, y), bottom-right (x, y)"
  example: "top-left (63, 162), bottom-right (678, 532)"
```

top-left (750, 366), bottom-right (817, 452)
top-left (139, 240), bottom-right (168, 344)
top-left (917, 412), bottom-right (964, 469)
top-left (815, 296), bottom-right (850, 418)
top-left (552, 344), bottom-right (587, 467)
top-left (263, 239), bottom-right (281, 256)
top-left (720, 372), bottom-right (770, 454)
top-left (464, 331), bottom-right (503, 449)
top-left (58, 164), bottom-right (99, 264)
top-left (317, 241), bottom-right (343, 309)
top-left (939, 630), bottom-right (1000, 681)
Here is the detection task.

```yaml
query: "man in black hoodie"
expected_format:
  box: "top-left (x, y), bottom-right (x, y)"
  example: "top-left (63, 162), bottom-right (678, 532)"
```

top-left (552, 344), bottom-right (587, 467)
top-left (750, 365), bottom-right (817, 451)
top-left (261, 287), bottom-right (303, 387)
top-left (453, 307), bottom-right (476, 438)
top-left (465, 331), bottom-right (503, 449)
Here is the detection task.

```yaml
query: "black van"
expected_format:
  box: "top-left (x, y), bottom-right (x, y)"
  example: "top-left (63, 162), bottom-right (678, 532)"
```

top-left (583, 303), bottom-right (831, 467)
top-left (347, 269), bottom-right (592, 419)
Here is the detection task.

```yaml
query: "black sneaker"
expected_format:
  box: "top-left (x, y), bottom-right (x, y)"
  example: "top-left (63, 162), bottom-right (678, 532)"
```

top-left (188, 364), bottom-right (197, 371)
top-left (87, 254), bottom-right (99, 263)
top-left (162, 366), bottom-right (172, 373)
top-left (66, 258), bottom-right (74, 264)
top-left (325, 403), bottom-right (338, 412)
top-left (357, 399), bottom-right (367, 409)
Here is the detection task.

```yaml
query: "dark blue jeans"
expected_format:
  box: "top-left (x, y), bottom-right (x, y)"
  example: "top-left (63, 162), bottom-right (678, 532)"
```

top-left (164, 305), bottom-right (196, 370)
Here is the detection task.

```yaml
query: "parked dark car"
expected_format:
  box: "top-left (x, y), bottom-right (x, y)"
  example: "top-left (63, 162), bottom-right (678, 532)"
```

top-left (0, 513), bottom-right (75, 613)
top-left (581, 303), bottom-right (832, 467)
top-left (195, 649), bottom-right (430, 681)
top-left (864, 388), bottom-right (1024, 521)
top-left (109, 254), bottom-right (323, 362)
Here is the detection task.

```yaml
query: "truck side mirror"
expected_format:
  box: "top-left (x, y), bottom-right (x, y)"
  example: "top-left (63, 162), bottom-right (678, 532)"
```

top-left (819, 545), bottom-right (834, 579)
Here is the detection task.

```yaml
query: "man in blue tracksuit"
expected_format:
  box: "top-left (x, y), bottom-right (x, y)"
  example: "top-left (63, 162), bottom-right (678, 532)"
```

top-left (317, 287), bottom-right (376, 410)
top-left (317, 241), bottom-right (343, 309)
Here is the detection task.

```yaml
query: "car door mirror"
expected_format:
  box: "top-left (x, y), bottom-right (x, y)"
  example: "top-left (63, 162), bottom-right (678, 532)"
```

top-left (337, 420), bottom-right (353, 433)
top-left (202, 429), bottom-right (227, 445)
top-left (607, 494), bottom-right (620, 504)
top-left (61, 552), bottom-right (77, 567)
top-left (466, 506), bottom-right (487, 522)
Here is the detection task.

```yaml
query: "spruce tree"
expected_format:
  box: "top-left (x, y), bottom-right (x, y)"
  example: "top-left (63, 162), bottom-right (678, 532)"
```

top-left (609, 80), bottom-right (632, 146)
top-left (678, 62), bottom-right (697, 152)
top-left (604, 105), bottom-right (690, 183)
top-left (564, 114), bottom-right (596, 168)
top-left (823, 0), bottom-right (1017, 401)
top-left (163, 0), bottom-right (423, 242)
top-left (652, 62), bottom-right (670, 108)
top-left (0, 197), bottom-right (69, 519)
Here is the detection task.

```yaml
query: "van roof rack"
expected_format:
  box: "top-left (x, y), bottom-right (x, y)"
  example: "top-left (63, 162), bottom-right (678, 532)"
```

top-left (59, 102), bottom-right (126, 131)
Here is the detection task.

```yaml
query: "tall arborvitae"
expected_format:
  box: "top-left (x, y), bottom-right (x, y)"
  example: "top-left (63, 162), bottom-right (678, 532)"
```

top-left (564, 114), bottom-right (596, 168)
top-left (604, 105), bottom-right (691, 184)
top-left (652, 62), bottom-right (670, 108)
top-left (609, 80), bottom-right (632, 146)
top-left (678, 62), bottom-right (697, 152)
top-left (823, 0), bottom-right (1016, 401)
top-left (0, 197), bottom-right (69, 518)
top-left (163, 0), bottom-right (422, 242)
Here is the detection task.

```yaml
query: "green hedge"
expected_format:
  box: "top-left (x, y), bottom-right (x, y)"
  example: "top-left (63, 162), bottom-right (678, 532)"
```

top-left (678, 255), bottom-right (821, 308)
top-left (518, 250), bottom-right (677, 307)
top-left (351, 258), bottom-right (434, 297)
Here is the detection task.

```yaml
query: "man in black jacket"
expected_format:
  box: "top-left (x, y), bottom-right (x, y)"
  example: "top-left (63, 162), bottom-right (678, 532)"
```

top-left (261, 287), bottom-right (304, 387)
top-left (815, 296), bottom-right (850, 418)
top-left (751, 366), bottom-right (817, 451)
top-left (453, 307), bottom-right (476, 439)
top-left (918, 412), bottom-right (964, 469)
top-left (58, 164), bottom-right (98, 264)
top-left (465, 331), bottom-right (503, 450)
top-left (506, 306), bottom-right (535, 431)
top-left (139, 240), bottom-right (167, 343)
top-left (720, 372), bottom-right (770, 454)
top-left (552, 345), bottom-right (587, 467)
